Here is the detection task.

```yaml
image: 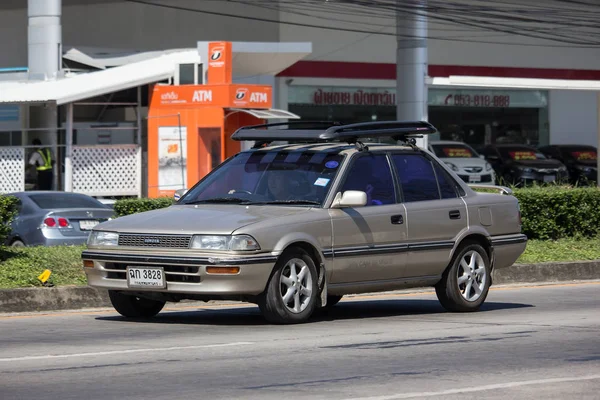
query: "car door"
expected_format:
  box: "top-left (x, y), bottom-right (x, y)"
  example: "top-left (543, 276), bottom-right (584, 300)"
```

top-left (391, 152), bottom-right (468, 278)
top-left (329, 152), bottom-right (408, 284)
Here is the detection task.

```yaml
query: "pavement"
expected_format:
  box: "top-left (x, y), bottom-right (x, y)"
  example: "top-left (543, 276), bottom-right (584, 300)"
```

top-left (0, 282), bottom-right (599, 399)
top-left (1, 260), bottom-right (599, 313)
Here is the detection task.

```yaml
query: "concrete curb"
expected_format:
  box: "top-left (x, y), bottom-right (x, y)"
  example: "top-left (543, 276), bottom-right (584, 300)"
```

top-left (0, 261), bottom-right (598, 314)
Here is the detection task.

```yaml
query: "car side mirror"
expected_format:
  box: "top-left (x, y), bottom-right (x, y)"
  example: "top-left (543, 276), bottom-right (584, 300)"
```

top-left (479, 155), bottom-right (485, 159)
top-left (331, 190), bottom-right (368, 209)
top-left (174, 188), bottom-right (188, 201)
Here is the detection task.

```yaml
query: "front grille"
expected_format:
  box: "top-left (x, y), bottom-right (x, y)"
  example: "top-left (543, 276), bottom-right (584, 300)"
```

top-left (118, 234), bottom-right (192, 249)
top-left (537, 168), bottom-right (558, 174)
top-left (463, 167), bottom-right (483, 173)
top-left (104, 263), bottom-right (201, 283)
top-left (458, 174), bottom-right (493, 183)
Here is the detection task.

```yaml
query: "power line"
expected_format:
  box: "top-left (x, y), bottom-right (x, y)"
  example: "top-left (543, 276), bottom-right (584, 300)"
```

top-left (124, 0), bottom-right (600, 48)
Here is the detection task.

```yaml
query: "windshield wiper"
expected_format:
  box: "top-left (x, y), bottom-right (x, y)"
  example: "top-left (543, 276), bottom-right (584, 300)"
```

top-left (183, 197), bottom-right (250, 205)
top-left (247, 200), bottom-right (321, 206)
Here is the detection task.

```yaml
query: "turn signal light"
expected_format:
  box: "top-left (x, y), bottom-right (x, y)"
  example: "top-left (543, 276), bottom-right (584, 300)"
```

top-left (206, 266), bottom-right (240, 274)
top-left (83, 260), bottom-right (94, 268)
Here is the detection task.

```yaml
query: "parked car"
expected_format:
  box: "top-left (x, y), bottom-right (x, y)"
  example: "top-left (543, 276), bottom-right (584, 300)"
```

top-left (478, 144), bottom-right (569, 186)
top-left (429, 140), bottom-right (495, 184)
top-left (5, 191), bottom-right (114, 247)
top-left (538, 144), bottom-right (597, 185)
top-left (82, 121), bottom-right (527, 324)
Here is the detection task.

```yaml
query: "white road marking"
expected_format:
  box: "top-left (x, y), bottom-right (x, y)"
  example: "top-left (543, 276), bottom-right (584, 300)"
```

top-left (346, 374), bottom-right (600, 400)
top-left (0, 341), bottom-right (254, 363)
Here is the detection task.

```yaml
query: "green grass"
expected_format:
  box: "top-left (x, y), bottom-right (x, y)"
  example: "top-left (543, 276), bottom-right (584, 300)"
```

top-left (0, 239), bottom-right (599, 288)
top-left (0, 245), bottom-right (87, 289)
top-left (518, 237), bottom-right (600, 264)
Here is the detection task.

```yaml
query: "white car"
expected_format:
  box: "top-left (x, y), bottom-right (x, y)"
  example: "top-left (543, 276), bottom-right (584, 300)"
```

top-left (429, 141), bottom-right (496, 184)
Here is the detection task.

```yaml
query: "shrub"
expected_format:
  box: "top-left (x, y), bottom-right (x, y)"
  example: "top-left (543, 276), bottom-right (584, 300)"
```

top-left (0, 195), bottom-right (19, 244)
top-left (513, 186), bottom-right (600, 240)
top-left (113, 197), bottom-right (174, 217)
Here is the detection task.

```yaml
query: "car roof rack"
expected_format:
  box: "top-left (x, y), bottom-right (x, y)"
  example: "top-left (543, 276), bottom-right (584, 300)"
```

top-left (231, 120), bottom-right (438, 151)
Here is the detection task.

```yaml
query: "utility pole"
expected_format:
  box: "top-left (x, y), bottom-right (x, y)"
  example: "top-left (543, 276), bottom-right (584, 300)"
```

top-left (28, 0), bottom-right (62, 190)
top-left (396, 0), bottom-right (428, 149)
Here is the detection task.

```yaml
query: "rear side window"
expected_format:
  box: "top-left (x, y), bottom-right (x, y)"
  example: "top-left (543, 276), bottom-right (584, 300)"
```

top-left (392, 154), bottom-right (458, 202)
top-left (28, 194), bottom-right (106, 210)
top-left (393, 154), bottom-right (439, 202)
top-left (433, 163), bottom-right (459, 199)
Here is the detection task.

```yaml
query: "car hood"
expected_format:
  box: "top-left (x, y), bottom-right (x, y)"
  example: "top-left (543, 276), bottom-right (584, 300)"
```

top-left (510, 159), bottom-right (564, 169)
top-left (438, 157), bottom-right (488, 169)
top-left (94, 204), bottom-right (313, 235)
top-left (572, 160), bottom-right (597, 167)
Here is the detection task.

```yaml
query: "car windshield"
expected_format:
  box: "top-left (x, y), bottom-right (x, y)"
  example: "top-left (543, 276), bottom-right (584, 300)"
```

top-left (431, 143), bottom-right (478, 158)
top-left (181, 150), bottom-right (345, 206)
top-left (562, 147), bottom-right (597, 161)
top-left (498, 147), bottom-right (546, 161)
top-left (29, 193), bottom-right (108, 209)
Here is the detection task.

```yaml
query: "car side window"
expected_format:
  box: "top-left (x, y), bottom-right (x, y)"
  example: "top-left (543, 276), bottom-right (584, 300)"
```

top-left (339, 153), bottom-right (395, 206)
top-left (433, 163), bottom-right (459, 199)
top-left (392, 154), bottom-right (441, 202)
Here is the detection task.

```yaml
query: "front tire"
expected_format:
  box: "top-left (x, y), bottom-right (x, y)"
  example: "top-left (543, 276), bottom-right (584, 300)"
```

top-left (108, 290), bottom-right (166, 318)
top-left (435, 243), bottom-right (491, 312)
top-left (259, 248), bottom-right (318, 324)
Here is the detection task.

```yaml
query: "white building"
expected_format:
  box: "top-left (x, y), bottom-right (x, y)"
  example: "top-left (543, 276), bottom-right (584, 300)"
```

top-left (0, 0), bottom-right (598, 194)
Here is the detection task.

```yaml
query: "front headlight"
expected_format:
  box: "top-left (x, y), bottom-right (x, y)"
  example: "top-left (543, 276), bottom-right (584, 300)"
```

top-left (445, 162), bottom-right (459, 172)
top-left (87, 231), bottom-right (119, 246)
top-left (558, 166), bottom-right (568, 172)
top-left (190, 235), bottom-right (260, 251)
top-left (485, 163), bottom-right (493, 171)
top-left (576, 165), bottom-right (593, 172)
top-left (518, 166), bottom-right (533, 173)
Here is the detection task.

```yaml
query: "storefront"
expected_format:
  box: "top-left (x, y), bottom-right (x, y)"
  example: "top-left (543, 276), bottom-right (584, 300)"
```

top-left (287, 86), bottom-right (549, 147)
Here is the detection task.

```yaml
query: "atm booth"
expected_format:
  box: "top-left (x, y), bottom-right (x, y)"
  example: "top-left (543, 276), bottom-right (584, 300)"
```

top-left (147, 41), bottom-right (309, 198)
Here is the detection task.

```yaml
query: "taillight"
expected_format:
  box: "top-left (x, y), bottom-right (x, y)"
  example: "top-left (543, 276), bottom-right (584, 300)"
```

top-left (43, 217), bottom-right (71, 228)
top-left (44, 217), bottom-right (56, 227)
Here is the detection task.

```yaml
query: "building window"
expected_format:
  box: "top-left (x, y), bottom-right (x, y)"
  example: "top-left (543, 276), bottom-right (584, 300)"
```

top-left (287, 86), bottom-right (550, 147)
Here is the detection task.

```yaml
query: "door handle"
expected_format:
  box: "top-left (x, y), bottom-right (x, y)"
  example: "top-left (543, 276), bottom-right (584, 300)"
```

top-left (391, 214), bottom-right (404, 225)
top-left (449, 210), bottom-right (461, 219)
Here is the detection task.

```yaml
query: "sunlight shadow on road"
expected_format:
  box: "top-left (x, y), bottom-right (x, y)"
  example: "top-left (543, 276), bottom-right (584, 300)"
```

top-left (94, 299), bottom-right (534, 327)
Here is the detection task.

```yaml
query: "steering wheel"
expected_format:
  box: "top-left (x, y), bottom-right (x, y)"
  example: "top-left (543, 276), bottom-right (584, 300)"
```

top-left (229, 189), bottom-right (253, 195)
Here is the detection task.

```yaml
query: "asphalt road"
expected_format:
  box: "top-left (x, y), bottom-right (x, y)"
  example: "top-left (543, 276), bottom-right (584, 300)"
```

top-left (1, 282), bottom-right (599, 400)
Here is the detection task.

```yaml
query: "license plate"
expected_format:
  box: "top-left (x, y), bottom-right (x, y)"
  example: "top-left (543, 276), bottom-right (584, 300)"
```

top-left (468, 175), bottom-right (482, 183)
top-left (543, 175), bottom-right (556, 183)
top-left (79, 220), bottom-right (99, 230)
top-left (127, 266), bottom-right (166, 289)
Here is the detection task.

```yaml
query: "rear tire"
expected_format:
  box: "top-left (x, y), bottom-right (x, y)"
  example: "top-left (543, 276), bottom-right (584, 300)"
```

top-left (10, 240), bottom-right (25, 248)
top-left (435, 243), bottom-right (491, 312)
top-left (108, 290), bottom-right (166, 318)
top-left (259, 247), bottom-right (318, 324)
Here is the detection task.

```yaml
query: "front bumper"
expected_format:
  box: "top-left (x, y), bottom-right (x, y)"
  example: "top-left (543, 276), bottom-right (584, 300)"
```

top-left (81, 250), bottom-right (278, 296)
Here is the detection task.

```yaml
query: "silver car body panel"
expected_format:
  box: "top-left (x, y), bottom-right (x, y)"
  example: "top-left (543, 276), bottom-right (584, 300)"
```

top-left (83, 143), bottom-right (527, 302)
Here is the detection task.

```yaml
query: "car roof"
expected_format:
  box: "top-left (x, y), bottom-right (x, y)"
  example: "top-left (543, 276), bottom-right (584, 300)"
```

top-left (430, 140), bottom-right (475, 146)
top-left (542, 144), bottom-right (596, 149)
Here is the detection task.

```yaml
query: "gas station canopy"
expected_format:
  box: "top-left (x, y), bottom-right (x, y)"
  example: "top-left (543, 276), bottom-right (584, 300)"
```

top-left (198, 41), bottom-right (312, 79)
